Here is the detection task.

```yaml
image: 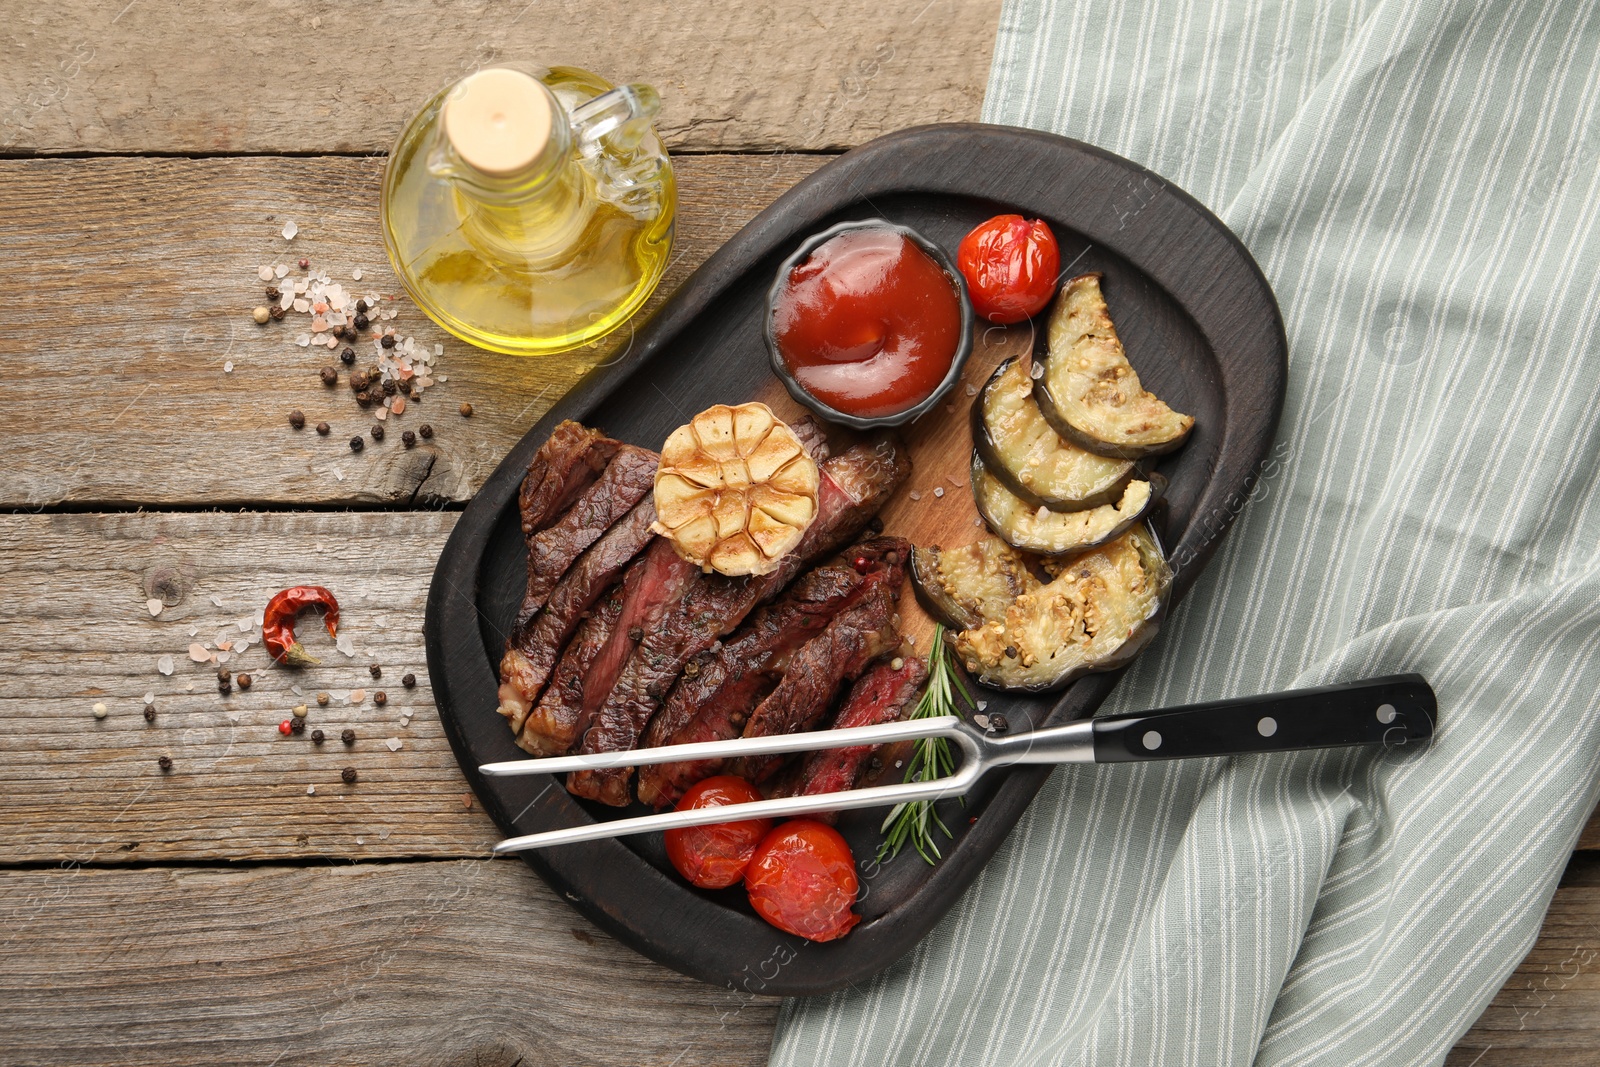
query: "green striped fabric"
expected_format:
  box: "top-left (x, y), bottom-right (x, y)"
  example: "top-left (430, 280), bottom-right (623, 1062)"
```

top-left (770, 1), bottom-right (1600, 1063)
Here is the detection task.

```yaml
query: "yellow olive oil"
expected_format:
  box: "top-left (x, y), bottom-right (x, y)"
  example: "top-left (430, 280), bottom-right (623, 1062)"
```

top-left (381, 66), bottom-right (675, 357)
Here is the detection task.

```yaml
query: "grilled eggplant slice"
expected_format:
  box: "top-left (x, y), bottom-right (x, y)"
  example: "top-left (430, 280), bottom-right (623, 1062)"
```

top-left (910, 537), bottom-right (1037, 630)
top-left (971, 450), bottom-right (1163, 557)
top-left (946, 523), bottom-right (1171, 692)
top-left (973, 356), bottom-right (1135, 510)
top-left (1034, 273), bottom-right (1194, 459)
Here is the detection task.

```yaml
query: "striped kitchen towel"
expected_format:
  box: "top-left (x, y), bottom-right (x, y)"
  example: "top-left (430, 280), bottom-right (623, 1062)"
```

top-left (771, 0), bottom-right (1600, 1064)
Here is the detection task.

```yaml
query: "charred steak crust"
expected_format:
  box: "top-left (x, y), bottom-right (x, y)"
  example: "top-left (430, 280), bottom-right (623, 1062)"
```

top-left (791, 655), bottom-right (928, 807)
top-left (635, 537), bottom-right (910, 809)
top-left (517, 583), bottom-right (626, 756)
top-left (566, 443), bottom-right (911, 807)
top-left (518, 421), bottom-right (619, 538)
top-left (731, 555), bottom-right (908, 784)
top-left (496, 496), bottom-right (658, 728)
top-left (515, 445), bottom-right (659, 632)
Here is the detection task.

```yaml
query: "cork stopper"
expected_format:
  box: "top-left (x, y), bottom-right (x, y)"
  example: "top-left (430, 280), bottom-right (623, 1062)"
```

top-left (442, 68), bottom-right (553, 177)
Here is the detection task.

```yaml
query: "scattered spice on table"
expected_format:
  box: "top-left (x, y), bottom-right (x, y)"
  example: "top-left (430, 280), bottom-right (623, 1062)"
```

top-left (262, 586), bottom-right (340, 668)
top-left (158, 756), bottom-right (172, 772)
top-left (316, 421), bottom-right (330, 436)
top-left (317, 692), bottom-right (331, 706)
top-left (373, 690), bottom-right (387, 706)
top-left (236, 672), bottom-right (252, 690)
top-left (459, 402), bottom-right (473, 417)
top-left (292, 704), bottom-right (308, 718)
top-left (419, 424), bottom-right (433, 439)
top-left (401, 430), bottom-right (416, 448)
top-left (368, 664), bottom-right (382, 678)
top-left (349, 436), bottom-right (364, 453)
top-left (253, 306), bottom-right (270, 324)
top-left (341, 728), bottom-right (355, 745)
top-left (288, 410), bottom-right (306, 430)
top-left (370, 424), bottom-right (384, 443)
top-left (402, 673), bottom-right (416, 688)
top-left (320, 366), bottom-right (338, 387)
top-left (312, 729), bottom-right (325, 745)
top-left (143, 704), bottom-right (156, 723)
top-left (92, 702), bottom-right (107, 720)
top-left (290, 717), bottom-right (305, 735)
top-left (278, 720), bottom-right (293, 735)
top-left (342, 767), bottom-right (358, 784)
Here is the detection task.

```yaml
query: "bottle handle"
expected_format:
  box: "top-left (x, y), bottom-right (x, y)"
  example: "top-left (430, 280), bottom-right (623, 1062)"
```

top-left (570, 83), bottom-right (662, 156)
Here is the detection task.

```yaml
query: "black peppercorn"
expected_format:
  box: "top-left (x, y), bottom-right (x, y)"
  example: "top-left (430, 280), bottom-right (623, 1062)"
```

top-left (289, 717), bottom-right (305, 734)
top-left (236, 673), bottom-right (252, 690)
top-left (288, 410), bottom-right (305, 430)
top-left (349, 435), bottom-right (364, 453)
top-left (265, 287), bottom-right (281, 301)
top-left (342, 767), bottom-right (358, 784)
top-left (316, 421), bottom-right (330, 436)
top-left (340, 346), bottom-right (356, 365)
top-left (354, 313), bottom-right (370, 331)
top-left (217, 668), bottom-right (231, 683)
top-left (989, 713), bottom-right (1009, 734)
top-left (370, 424), bottom-right (385, 442)
top-left (143, 704), bottom-right (156, 723)
top-left (397, 377), bottom-right (413, 396)
top-left (320, 366), bottom-right (338, 387)
top-left (355, 299), bottom-right (369, 314)
top-left (459, 402), bottom-right (474, 417)
top-left (341, 728), bottom-right (355, 745)
top-left (355, 390), bottom-right (373, 408)
top-left (374, 690), bottom-right (387, 706)
top-left (419, 424), bottom-right (434, 439)
top-left (368, 664), bottom-right (381, 679)
top-left (158, 755), bottom-right (172, 772)
top-left (340, 325), bottom-right (358, 343)
top-left (380, 334), bottom-right (396, 348)
top-left (269, 305), bottom-right (286, 321)
top-left (401, 430), bottom-right (416, 448)
top-left (402, 673), bottom-right (416, 688)
top-left (349, 369), bottom-right (370, 392)
top-left (382, 378), bottom-right (397, 396)
top-left (218, 679), bottom-right (232, 694)
top-left (312, 729), bottom-right (325, 745)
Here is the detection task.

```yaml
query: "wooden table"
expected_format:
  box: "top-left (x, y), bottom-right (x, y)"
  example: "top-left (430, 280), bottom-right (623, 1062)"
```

top-left (1, 4), bottom-right (1594, 1064)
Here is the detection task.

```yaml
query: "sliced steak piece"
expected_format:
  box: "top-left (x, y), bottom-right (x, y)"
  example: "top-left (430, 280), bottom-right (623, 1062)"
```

top-left (635, 537), bottom-right (910, 809)
top-left (495, 497), bottom-right (657, 734)
top-left (731, 562), bottom-right (906, 784)
top-left (566, 441), bottom-right (911, 807)
top-left (516, 582), bottom-right (625, 756)
top-left (779, 656), bottom-right (928, 813)
top-left (514, 445), bottom-right (658, 633)
top-left (519, 421), bottom-right (619, 537)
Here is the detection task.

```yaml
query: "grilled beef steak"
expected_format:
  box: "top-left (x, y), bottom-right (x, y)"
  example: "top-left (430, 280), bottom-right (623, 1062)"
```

top-left (731, 557), bottom-right (907, 784)
top-left (634, 538), bottom-right (909, 809)
top-left (495, 497), bottom-right (657, 734)
top-left (516, 583), bottom-right (625, 756)
top-left (518, 421), bottom-right (618, 537)
top-left (515, 445), bottom-right (658, 633)
top-left (781, 655), bottom-right (928, 812)
top-left (566, 441), bottom-right (911, 807)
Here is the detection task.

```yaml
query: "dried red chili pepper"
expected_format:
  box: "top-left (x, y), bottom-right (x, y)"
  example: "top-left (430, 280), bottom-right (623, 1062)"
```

top-left (263, 586), bottom-right (340, 668)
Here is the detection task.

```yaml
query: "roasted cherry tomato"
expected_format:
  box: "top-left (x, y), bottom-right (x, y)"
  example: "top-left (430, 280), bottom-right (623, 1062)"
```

top-left (663, 776), bottom-right (773, 889)
top-left (745, 819), bottom-right (860, 941)
top-left (956, 214), bottom-right (1061, 324)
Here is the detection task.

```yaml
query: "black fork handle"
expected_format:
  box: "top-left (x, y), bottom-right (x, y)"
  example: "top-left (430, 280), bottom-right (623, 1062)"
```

top-left (1092, 674), bottom-right (1436, 763)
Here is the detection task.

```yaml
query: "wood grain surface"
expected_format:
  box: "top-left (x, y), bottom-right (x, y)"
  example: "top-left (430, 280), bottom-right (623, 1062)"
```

top-left (0, 0), bottom-right (997, 155)
top-left (0, 153), bottom-right (822, 510)
top-left (0, 860), bottom-right (779, 1067)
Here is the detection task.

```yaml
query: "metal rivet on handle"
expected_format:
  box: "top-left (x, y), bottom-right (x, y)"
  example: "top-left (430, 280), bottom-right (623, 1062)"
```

top-left (1142, 731), bottom-right (1162, 751)
top-left (1258, 717), bottom-right (1277, 737)
top-left (1376, 703), bottom-right (1397, 724)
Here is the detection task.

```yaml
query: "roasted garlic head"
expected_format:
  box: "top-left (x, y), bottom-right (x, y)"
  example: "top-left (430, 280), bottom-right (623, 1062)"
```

top-left (652, 403), bottom-right (820, 576)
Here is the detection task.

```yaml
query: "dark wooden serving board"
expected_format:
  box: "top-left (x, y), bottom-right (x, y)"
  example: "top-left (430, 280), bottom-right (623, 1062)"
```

top-left (425, 123), bottom-right (1286, 995)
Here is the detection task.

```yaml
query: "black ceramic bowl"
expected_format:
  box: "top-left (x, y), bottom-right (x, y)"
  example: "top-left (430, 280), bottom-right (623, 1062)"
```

top-left (764, 218), bottom-right (975, 430)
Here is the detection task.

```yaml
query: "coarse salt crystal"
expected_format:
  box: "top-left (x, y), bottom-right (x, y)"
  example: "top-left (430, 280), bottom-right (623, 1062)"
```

top-left (282, 220), bottom-right (298, 240)
top-left (909, 490), bottom-right (922, 501)
top-left (934, 486), bottom-right (945, 498)
top-left (210, 595), bottom-right (224, 607)
top-left (307, 785), bottom-right (316, 795)
top-left (391, 397), bottom-right (406, 415)
top-left (356, 837), bottom-right (364, 845)
top-left (295, 334), bottom-right (311, 347)
top-left (349, 688), bottom-right (367, 704)
top-left (223, 361), bottom-right (234, 373)
top-left (143, 692), bottom-right (155, 704)
top-left (188, 624), bottom-right (199, 637)
top-left (147, 598), bottom-right (164, 617)
top-left (384, 737), bottom-right (402, 752)
top-left (275, 264), bottom-right (290, 279)
top-left (434, 344), bottom-right (443, 356)
top-left (238, 617), bottom-right (252, 631)
top-left (352, 268), bottom-right (363, 280)
top-left (217, 639), bottom-right (233, 652)
top-left (332, 467), bottom-right (345, 482)
top-left (374, 407), bottom-right (388, 421)
top-left (216, 650), bottom-right (230, 664)
top-left (258, 266), bottom-right (274, 281)
top-left (157, 654), bottom-right (174, 675)
top-left (965, 384), bottom-right (978, 396)
top-left (234, 638), bottom-right (250, 654)
top-left (336, 633), bottom-right (356, 657)
top-left (188, 643), bottom-right (210, 662)
top-left (1031, 362), bottom-right (1045, 380)
top-left (293, 298), bottom-right (310, 313)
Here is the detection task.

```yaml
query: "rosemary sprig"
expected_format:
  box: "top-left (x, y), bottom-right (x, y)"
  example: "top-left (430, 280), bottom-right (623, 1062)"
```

top-left (877, 625), bottom-right (975, 865)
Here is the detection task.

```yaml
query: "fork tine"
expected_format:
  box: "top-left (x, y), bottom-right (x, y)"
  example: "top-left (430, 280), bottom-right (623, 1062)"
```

top-left (479, 715), bottom-right (966, 777)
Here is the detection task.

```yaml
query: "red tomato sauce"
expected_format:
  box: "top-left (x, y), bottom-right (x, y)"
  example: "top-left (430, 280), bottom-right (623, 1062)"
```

top-left (772, 228), bottom-right (963, 419)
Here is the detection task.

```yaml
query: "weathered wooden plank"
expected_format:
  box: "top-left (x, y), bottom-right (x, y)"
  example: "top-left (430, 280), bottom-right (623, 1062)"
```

top-left (9, 508), bottom-right (1600, 866)
top-left (1447, 855), bottom-right (1600, 1065)
top-left (0, 860), bottom-right (777, 1066)
top-left (0, 153), bottom-right (822, 510)
top-left (0, 0), bottom-right (996, 155)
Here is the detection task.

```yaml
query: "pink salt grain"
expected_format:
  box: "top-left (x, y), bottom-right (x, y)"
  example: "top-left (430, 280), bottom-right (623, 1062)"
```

top-left (390, 397), bottom-right (406, 415)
